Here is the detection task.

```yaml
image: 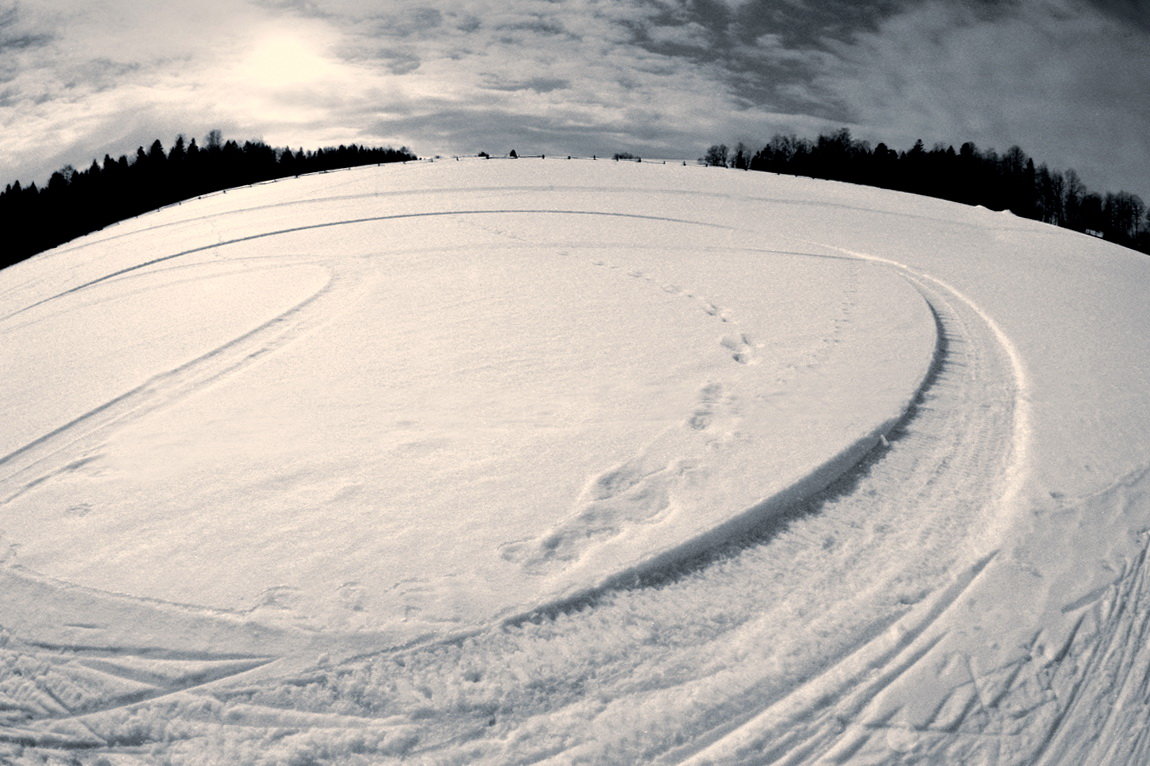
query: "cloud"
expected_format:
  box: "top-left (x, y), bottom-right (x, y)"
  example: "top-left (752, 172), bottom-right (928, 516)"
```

top-left (0, 0), bottom-right (1145, 208)
top-left (483, 77), bottom-right (572, 94)
top-left (644, 21), bottom-right (717, 50)
top-left (251, 0), bottom-right (332, 18)
top-left (1085, 0), bottom-right (1150, 31)
top-left (0, 3), bottom-right (53, 82)
top-left (815, 0), bottom-right (1150, 198)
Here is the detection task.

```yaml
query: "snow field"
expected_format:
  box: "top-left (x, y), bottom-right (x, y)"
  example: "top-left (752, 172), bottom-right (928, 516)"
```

top-left (1, 169), bottom-right (936, 637)
top-left (2, 158), bottom-right (1150, 763)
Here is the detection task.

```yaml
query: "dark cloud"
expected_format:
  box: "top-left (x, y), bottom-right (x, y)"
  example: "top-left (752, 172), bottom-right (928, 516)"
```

top-left (498, 18), bottom-right (572, 37)
top-left (73, 58), bottom-right (143, 91)
top-left (456, 14), bottom-right (482, 34)
top-left (0, 3), bottom-right (52, 51)
top-left (1085, 0), bottom-right (1150, 30)
top-left (0, 4), bottom-right (51, 84)
top-left (0, 30), bottom-right (51, 50)
top-left (483, 76), bottom-right (571, 94)
top-left (407, 7), bottom-right (444, 31)
top-left (633, 0), bottom-right (908, 55)
top-left (375, 48), bottom-right (422, 74)
top-left (368, 7), bottom-right (444, 37)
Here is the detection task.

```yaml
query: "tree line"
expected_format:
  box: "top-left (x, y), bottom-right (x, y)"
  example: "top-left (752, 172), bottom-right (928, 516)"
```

top-left (0, 133), bottom-right (416, 270)
top-left (704, 130), bottom-right (1150, 254)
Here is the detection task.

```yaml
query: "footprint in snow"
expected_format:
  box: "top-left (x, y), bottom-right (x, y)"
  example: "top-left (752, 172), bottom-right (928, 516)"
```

top-left (250, 585), bottom-right (301, 612)
top-left (721, 333), bottom-right (760, 365)
top-left (689, 383), bottom-right (725, 431)
top-left (338, 581), bottom-right (366, 612)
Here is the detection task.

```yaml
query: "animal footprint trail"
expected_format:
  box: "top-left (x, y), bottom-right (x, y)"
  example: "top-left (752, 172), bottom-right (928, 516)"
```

top-left (720, 333), bottom-right (760, 365)
top-left (586, 252), bottom-right (769, 369)
top-left (505, 383), bottom-right (741, 575)
top-left (502, 455), bottom-right (676, 575)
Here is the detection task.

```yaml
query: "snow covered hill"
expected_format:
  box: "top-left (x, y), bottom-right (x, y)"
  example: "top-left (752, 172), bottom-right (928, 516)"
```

top-left (2, 158), bottom-right (1149, 764)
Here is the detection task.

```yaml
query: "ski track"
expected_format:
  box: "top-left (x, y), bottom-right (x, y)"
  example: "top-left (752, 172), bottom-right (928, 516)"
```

top-left (5, 181), bottom-right (1130, 763)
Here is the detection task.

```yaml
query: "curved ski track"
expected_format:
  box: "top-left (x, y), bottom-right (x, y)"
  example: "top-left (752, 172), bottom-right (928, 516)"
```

top-left (0, 197), bottom-right (1035, 761)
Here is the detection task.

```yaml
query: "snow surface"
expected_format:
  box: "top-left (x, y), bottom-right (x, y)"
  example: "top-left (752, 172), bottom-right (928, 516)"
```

top-left (2, 158), bottom-right (1149, 764)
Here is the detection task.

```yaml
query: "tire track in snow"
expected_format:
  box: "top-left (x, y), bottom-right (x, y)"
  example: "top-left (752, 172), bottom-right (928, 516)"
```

top-left (178, 257), bottom-right (1021, 764)
top-left (1, 209), bottom-right (735, 324)
top-left (530, 279), bottom-right (1008, 761)
top-left (665, 263), bottom-right (1026, 765)
top-left (0, 257), bottom-right (373, 505)
top-left (0, 207), bottom-right (1023, 760)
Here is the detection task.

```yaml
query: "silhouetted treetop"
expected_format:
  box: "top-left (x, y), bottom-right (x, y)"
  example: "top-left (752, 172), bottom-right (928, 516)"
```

top-left (705, 129), bottom-right (1149, 255)
top-left (0, 132), bottom-right (416, 270)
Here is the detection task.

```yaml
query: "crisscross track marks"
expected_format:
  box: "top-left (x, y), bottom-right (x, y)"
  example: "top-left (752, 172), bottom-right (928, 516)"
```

top-left (0, 643), bottom-right (274, 749)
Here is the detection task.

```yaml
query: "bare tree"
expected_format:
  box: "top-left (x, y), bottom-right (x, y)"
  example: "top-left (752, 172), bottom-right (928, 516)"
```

top-left (703, 144), bottom-right (729, 167)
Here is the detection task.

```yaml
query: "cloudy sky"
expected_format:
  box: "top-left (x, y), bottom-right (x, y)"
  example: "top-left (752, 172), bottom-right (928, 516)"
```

top-left (2, 0), bottom-right (1148, 200)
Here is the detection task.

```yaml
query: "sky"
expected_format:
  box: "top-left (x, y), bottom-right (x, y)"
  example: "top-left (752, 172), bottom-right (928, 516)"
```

top-left (1, 0), bottom-right (1148, 201)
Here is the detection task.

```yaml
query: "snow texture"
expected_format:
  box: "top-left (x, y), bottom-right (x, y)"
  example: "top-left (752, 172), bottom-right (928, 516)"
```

top-left (1, 158), bottom-right (1149, 764)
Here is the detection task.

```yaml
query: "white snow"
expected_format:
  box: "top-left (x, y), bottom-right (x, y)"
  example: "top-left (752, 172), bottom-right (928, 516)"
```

top-left (2, 158), bottom-right (1149, 764)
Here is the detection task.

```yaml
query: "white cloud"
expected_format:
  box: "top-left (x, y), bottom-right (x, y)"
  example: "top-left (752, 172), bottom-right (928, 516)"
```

top-left (2, 0), bottom-right (811, 182)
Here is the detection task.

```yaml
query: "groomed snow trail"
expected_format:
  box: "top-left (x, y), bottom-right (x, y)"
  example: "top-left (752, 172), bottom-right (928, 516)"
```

top-left (2, 159), bottom-right (1149, 764)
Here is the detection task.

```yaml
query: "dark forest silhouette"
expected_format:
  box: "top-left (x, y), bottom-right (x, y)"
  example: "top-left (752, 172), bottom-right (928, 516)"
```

top-left (704, 130), bottom-right (1150, 255)
top-left (5, 129), bottom-right (1148, 268)
top-left (0, 134), bottom-right (416, 270)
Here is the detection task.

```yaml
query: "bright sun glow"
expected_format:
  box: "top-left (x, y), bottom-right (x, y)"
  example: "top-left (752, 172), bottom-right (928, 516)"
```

top-left (241, 33), bottom-right (337, 89)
